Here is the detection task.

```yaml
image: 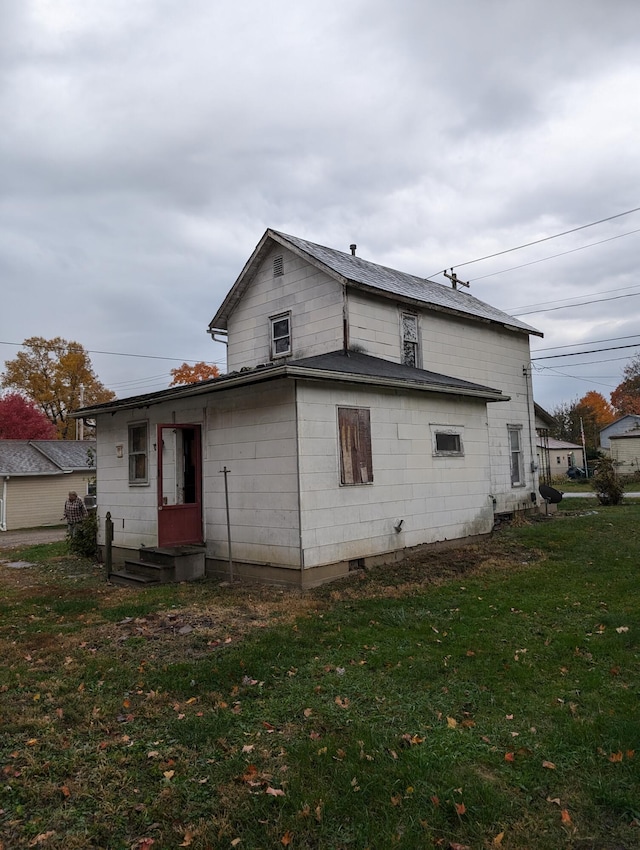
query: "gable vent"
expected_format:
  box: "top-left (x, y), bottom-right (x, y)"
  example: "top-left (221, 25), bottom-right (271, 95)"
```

top-left (273, 255), bottom-right (284, 277)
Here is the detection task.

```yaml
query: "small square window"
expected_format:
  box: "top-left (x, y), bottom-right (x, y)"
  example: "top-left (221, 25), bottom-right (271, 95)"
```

top-left (270, 313), bottom-right (291, 358)
top-left (432, 427), bottom-right (464, 456)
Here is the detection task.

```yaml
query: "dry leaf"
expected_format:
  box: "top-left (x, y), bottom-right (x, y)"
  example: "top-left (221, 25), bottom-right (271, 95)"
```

top-left (446, 716), bottom-right (457, 729)
top-left (561, 809), bottom-right (572, 825)
top-left (609, 751), bottom-right (623, 762)
top-left (454, 802), bottom-right (466, 816)
top-left (493, 832), bottom-right (505, 846)
top-left (28, 832), bottom-right (56, 846)
top-left (335, 696), bottom-right (350, 709)
top-left (266, 786), bottom-right (285, 797)
top-left (303, 708), bottom-right (313, 717)
top-left (390, 793), bottom-right (402, 806)
top-left (179, 829), bottom-right (194, 847)
top-left (60, 785), bottom-right (71, 798)
top-left (163, 770), bottom-right (175, 780)
top-left (542, 760), bottom-right (556, 770)
top-left (616, 626), bottom-right (629, 633)
top-left (281, 831), bottom-right (293, 846)
top-left (504, 752), bottom-right (515, 762)
top-left (230, 840), bottom-right (241, 847)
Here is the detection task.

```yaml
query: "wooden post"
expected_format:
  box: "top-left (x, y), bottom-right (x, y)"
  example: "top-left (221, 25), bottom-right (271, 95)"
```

top-left (221, 466), bottom-right (233, 581)
top-left (105, 511), bottom-right (113, 581)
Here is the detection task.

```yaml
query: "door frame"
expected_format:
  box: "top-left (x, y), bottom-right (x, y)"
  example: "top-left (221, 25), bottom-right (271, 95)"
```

top-left (156, 423), bottom-right (203, 547)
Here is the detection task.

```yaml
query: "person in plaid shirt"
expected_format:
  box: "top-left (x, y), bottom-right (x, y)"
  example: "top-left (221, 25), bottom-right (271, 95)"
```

top-left (62, 491), bottom-right (88, 536)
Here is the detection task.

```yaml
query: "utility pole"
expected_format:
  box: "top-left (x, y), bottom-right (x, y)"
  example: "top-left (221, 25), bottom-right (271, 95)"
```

top-left (443, 269), bottom-right (470, 290)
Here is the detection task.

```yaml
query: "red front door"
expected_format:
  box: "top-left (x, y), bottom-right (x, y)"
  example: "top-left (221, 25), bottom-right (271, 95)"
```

top-left (157, 424), bottom-right (203, 547)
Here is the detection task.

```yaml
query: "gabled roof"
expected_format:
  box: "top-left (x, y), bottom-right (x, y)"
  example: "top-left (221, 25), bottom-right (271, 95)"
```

top-left (534, 403), bottom-right (557, 428)
top-left (209, 229), bottom-right (542, 337)
top-left (0, 440), bottom-right (96, 477)
top-left (76, 350), bottom-right (506, 418)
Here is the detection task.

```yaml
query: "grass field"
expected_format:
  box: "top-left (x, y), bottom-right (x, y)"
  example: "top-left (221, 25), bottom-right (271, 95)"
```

top-left (1, 504), bottom-right (639, 849)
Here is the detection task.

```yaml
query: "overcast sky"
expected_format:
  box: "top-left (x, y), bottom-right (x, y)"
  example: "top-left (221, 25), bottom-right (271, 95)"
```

top-left (3, 0), bottom-right (640, 411)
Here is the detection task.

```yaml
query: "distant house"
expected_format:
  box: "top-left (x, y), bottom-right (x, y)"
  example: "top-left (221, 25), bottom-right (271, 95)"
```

top-left (599, 415), bottom-right (640, 450)
top-left (77, 229), bottom-right (543, 587)
top-left (536, 437), bottom-right (583, 476)
top-left (0, 441), bottom-right (96, 532)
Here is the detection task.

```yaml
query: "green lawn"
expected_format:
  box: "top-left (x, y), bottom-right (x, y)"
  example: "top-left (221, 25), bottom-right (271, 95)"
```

top-left (1, 506), bottom-right (639, 849)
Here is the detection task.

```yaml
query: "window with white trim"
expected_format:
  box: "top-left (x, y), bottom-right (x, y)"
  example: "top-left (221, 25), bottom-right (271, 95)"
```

top-left (401, 312), bottom-right (419, 367)
top-left (128, 422), bottom-right (149, 485)
top-left (508, 426), bottom-right (524, 486)
top-left (270, 312), bottom-right (291, 358)
top-left (338, 407), bottom-right (373, 485)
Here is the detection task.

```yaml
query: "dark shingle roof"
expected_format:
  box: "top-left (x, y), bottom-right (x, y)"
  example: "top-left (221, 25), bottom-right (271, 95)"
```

top-left (76, 349), bottom-right (504, 418)
top-left (209, 229), bottom-right (542, 336)
top-left (0, 441), bottom-right (96, 476)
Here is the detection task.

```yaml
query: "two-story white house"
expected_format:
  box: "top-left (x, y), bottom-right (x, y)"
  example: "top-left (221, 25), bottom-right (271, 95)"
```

top-left (77, 229), bottom-right (542, 587)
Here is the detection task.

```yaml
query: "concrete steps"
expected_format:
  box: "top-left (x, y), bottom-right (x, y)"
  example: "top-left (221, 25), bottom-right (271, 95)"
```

top-left (109, 545), bottom-right (206, 587)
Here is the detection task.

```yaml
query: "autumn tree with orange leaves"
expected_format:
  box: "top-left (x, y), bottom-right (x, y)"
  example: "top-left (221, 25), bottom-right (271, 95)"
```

top-left (1, 337), bottom-right (115, 439)
top-left (169, 362), bottom-right (221, 386)
top-left (552, 391), bottom-right (615, 450)
top-left (611, 354), bottom-right (640, 416)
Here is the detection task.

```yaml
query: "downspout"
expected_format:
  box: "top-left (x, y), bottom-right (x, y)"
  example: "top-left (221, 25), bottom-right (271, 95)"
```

top-left (523, 365), bottom-right (537, 485)
top-left (0, 477), bottom-right (8, 532)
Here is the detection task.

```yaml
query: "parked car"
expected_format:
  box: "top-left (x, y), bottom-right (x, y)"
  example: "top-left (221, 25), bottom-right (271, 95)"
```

top-left (566, 467), bottom-right (586, 479)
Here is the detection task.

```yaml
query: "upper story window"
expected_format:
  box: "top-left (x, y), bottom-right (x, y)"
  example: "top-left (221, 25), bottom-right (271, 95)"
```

top-left (128, 422), bottom-right (149, 485)
top-left (508, 425), bottom-right (524, 487)
top-left (401, 312), bottom-right (419, 367)
top-left (273, 255), bottom-right (284, 277)
top-left (270, 312), bottom-right (291, 358)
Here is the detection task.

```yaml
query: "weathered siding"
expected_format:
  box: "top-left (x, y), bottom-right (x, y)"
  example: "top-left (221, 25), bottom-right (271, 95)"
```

top-left (4, 472), bottom-right (92, 530)
top-left (609, 436), bottom-right (640, 474)
top-left (202, 381), bottom-right (301, 567)
top-left (226, 246), bottom-right (343, 370)
top-left (296, 380), bottom-right (493, 568)
top-left (95, 381), bottom-right (301, 567)
top-left (347, 291), bottom-right (537, 513)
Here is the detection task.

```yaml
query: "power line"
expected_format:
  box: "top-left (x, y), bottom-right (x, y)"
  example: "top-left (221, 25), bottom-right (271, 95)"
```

top-left (0, 340), bottom-right (223, 367)
top-left (532, 342), bottom-right (640, 361)
top-left (469, 227), bottom-right (640, 284)
top-left (532, 334), bottom-right (640, 354)
top-left (427, 204), bottom-right (640, 278)
top-left (514, 289), bottom-right (640, 317)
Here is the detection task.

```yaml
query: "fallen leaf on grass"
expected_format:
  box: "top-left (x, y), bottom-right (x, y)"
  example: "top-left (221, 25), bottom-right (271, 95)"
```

top-left (609, 751), bottom-right (623, 762)
top-left (266, 787), bottom-right (285, 797)
top-left (163, 770), bottom-right (175, 780)
top-left (561, 809), bottom-right (572, 825)
top-left (179, 829), bottom-right (194, 846)
top-left (60, 785), bottom-right (71, 798)
top-left (504, 752), bottom-right (515, 762)
top-left (542, 760), bottom-right (556, 770)
top-left (28, 832), bottom-right (56, 846)
top-left (449, 843), bottom-right (470, 850)
top-left (616, 626), bottom-right (629, 633)
top-left (446, 717), bottom-right (457, 729)
top-left (281, 832), bottom-right (293, 846)
top-left (230, 839), bottom-right (241, 847)
top-left (454, 802), bottom-right (466, 816)
top-left (390, 793), bottom-right (402, 806)
top-left (493, 832), bottom-right (505, 846)
top-left (335, 696), bottom-right (350, 709)
top-left (401, 733), bottom-right (424, 746)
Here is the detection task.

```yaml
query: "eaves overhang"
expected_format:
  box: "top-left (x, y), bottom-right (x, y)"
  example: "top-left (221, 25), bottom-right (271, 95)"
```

top-left (74, 359), bottom-right (506, 419)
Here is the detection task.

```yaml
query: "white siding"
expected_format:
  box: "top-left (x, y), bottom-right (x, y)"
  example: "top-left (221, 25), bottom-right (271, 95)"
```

top-left (296, 381), bottom-right (493, 568)
top-left (226, 246), bottom-right (343, 370)
top-left (95, 382), bottom-right (302, 567)
top-left (347, 291), bottom-right (537, 513)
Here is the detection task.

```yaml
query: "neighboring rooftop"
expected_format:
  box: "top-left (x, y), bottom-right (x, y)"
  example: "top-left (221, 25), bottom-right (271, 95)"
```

top-left (0, 440), bottom-right (96, 476)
